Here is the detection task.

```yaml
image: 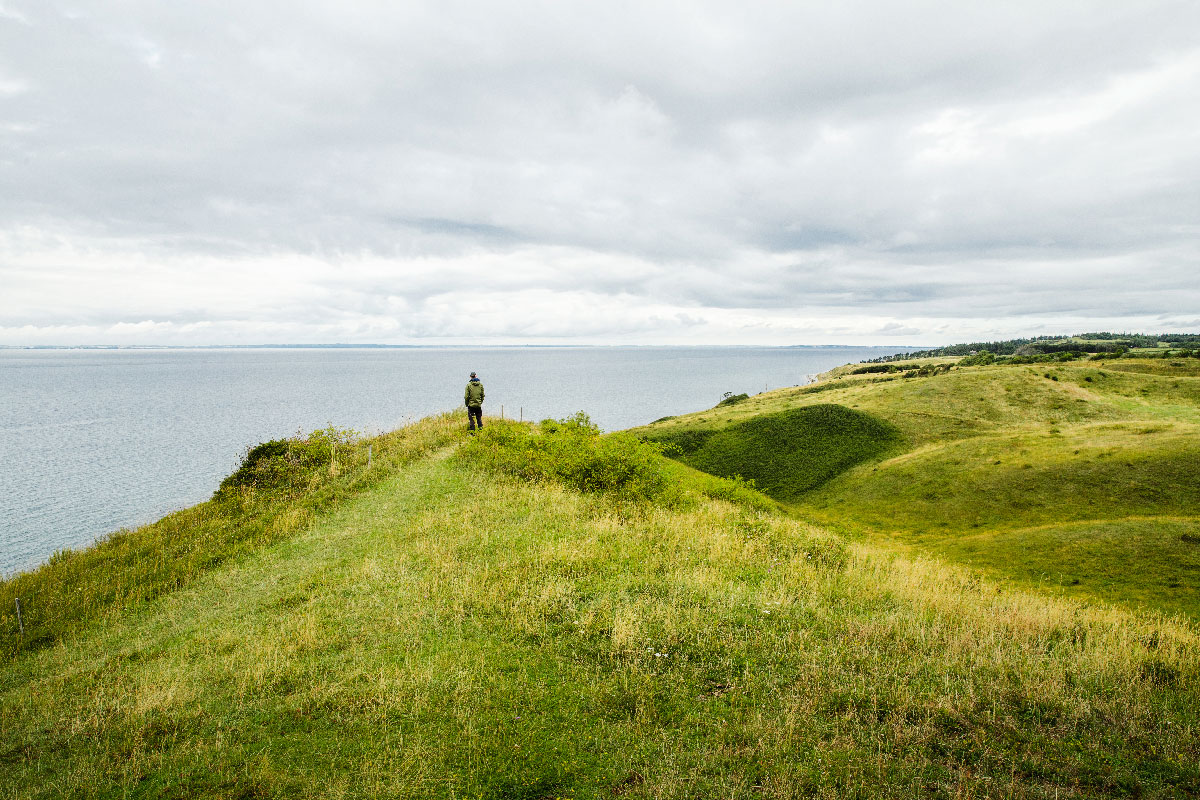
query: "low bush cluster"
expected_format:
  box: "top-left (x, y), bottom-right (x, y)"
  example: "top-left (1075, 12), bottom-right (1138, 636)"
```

top-left (852, 362), bottom-right (953, 376)
top-left (458, 413), bottom-right (673, 503)
top-left (716, 392), bottom-right (749, 407)
top-left (218, 425), bottom-right (360, 498)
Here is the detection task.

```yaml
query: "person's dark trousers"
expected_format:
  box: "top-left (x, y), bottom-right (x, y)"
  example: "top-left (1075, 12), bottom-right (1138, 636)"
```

top-left (468, 406), bottom-right (483, 431)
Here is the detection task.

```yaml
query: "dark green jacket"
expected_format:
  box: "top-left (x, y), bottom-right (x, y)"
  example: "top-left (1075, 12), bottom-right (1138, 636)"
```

top-left (464, 378), bottom-right (484, 408)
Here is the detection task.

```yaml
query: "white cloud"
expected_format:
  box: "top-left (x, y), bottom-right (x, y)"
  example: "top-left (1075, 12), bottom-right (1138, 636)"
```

top-left (0, 1), bottom-right (1198, 344)
top-left (0, 73), bottom-right (28, 95)
top-left (0, 3), bottom-right (29, 24)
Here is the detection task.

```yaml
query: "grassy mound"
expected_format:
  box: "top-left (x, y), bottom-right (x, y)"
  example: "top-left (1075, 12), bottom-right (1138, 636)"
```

top-left (803, 422), bottom-right (1200, 532)
top-left (648, 404), bottom-right (901, 502)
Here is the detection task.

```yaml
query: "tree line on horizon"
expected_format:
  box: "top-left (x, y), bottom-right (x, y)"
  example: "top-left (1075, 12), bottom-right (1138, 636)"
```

top-left (874, 332), bottom-right (1200, 362)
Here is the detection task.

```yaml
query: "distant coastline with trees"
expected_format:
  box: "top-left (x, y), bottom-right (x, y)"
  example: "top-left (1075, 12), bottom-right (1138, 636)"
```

top-left (868, 331), bottom-right (1200, 364)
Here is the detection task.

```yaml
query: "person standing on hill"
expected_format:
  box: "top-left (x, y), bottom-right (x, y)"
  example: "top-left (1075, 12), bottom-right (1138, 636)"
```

top-left (464, 371), bottom-right (485, 431)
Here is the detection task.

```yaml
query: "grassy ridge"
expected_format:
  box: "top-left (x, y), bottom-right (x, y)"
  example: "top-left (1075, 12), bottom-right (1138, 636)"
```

top-left (0, 414), bottom-right (465, 659)
top-left (2, 437), bottom-right (1198, 798)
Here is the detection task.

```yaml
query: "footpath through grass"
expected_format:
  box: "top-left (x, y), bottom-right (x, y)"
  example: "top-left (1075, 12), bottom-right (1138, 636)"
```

top-left (0, 414), bottom-right (465, 659)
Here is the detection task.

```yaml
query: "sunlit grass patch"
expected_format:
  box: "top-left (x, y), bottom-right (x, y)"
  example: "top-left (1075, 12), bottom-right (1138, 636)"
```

top-left (936, 517), bottom-right (1200, 619)
top-left (804, 422), bottom-right (1200, 532)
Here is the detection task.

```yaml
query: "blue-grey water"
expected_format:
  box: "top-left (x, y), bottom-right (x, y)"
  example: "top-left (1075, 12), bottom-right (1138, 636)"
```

top-left (0, 345), bottom-right (913, 576)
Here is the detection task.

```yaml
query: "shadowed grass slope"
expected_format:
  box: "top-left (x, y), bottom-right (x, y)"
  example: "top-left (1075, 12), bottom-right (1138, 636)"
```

top-left (645, 405), bottom-right (901, 502)
top-left (2, 425), bottom-right (1198, 798)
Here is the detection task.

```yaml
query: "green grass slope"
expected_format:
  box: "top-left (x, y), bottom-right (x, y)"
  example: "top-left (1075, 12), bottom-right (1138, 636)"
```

top-left (636, 359), bottom-right (1200, 620)
top-left (3, 417), bottom-right (1199, 798)
top-left (0, 417), bottom-right (465, 659)
top-left (650, 405), bottom-right (901, 502)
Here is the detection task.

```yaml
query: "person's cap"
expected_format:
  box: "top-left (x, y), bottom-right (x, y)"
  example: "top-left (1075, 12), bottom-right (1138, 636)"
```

top-left (470, 371), bottom-right (477, 377)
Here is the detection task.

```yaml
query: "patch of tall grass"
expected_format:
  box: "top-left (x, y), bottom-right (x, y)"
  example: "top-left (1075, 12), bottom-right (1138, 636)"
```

top-left (457, 413), bottom-right (676, 504)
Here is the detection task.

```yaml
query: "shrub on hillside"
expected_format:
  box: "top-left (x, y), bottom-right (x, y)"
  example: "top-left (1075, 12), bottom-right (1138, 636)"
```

top-left (646, 427), bottom-right (715, 456)
top-left (219, 425), bottom-right (360, 497)
top-left (959, 351), bottom-right (996, 366)
top-left (460, 414), bottom-right (672, 503)
top-left (717, 392), bottom-right (749, 407)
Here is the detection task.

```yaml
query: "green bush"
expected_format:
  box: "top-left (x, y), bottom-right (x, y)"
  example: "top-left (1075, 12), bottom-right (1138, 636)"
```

top-left (648, 427), bottom-right (715, 457)
top-left (716, 392), bottom-right (749, 407)
top-left (219, 425), bottom-right (360, 498)
top-left (851, 364), bottom-right (897, 374)
top-left (459, 414), bottom-right (672, 503)
top-left (959, 351), bottom-right (996, 367)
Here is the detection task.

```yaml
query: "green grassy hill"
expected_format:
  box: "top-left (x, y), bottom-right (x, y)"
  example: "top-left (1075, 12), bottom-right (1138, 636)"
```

top-left (637, 358), bottom-right (1200, 621)
top-left (650, 405), bottom-right (901, 502)
top-left (2, 363), bottom-right (1199, 798)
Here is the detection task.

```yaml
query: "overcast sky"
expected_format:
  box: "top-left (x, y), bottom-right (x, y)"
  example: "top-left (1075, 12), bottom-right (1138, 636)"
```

top-left (2, 1), bottom-right (1198, 346)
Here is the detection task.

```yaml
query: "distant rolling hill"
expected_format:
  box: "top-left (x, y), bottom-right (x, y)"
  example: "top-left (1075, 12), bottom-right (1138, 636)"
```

top-left (637, 356), bottom-right (1200, 619)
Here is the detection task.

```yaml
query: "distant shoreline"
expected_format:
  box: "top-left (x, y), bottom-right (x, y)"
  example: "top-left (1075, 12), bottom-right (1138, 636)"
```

top-left (0, 343), bottom-right (932, 351)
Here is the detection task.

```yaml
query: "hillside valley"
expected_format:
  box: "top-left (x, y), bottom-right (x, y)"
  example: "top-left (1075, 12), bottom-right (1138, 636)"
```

top-left (638, 357), bottom-right (1200, 621)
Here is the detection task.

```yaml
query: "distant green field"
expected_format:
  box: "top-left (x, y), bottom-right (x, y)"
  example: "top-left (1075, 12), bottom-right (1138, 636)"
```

top-left (636, 358), bottom-right (1200, 620)
top-left (938, 518), bottom-right (1200, 619)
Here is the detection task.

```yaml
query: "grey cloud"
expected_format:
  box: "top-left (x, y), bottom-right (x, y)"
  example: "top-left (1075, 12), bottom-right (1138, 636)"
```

top-left (2, 1), bottom-right (1199, 343)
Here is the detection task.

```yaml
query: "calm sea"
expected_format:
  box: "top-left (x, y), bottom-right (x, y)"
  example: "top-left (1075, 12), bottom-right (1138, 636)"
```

top-left (0, 345), bottom-right (913, 576)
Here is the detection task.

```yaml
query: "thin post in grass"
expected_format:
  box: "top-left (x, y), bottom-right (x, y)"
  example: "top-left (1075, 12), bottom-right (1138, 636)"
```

top-left (14, 597), bottom-right (24, 635)
top-left (501, 405), bottom-right (504, 420)
top-left (520, 407), bottom-right (523, 422)
top-left (368, 444), bottom-right (372, 469)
